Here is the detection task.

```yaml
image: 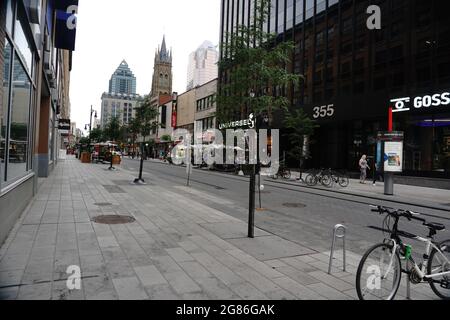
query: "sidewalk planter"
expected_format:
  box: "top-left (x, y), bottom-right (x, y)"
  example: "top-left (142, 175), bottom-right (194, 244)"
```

top-left (81, 152), bottom-right (91, 163)
top-left (112, 155), bottom-right (121, 165)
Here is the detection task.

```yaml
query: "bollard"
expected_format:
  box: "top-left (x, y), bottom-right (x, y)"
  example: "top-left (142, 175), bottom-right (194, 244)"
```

top-left (328, 224), bottom-right (347, 274)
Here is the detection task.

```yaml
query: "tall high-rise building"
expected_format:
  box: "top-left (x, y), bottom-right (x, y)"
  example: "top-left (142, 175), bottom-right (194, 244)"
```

top-left (219, 0), bottom-right (450, 180)
top-left (186, 41), bottom-right (218, 91)
top-left (109, 60), bottom-right (136, 95)
top-left (102, 61), bottom-right (140, 128)
top-left (151, 36), bottom-right (173, 97)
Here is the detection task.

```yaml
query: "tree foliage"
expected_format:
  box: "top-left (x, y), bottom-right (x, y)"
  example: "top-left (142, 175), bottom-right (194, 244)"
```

top-left (134, 95), bottom-right (159, 142)
top-left (89, 127), bottom-right (104, 143)
top-left (104, 116), bottom-right (121, 142)
top-left (284, 109), bottom-right (318, 163)
top-left (217, 0), bottom-right (303, 124)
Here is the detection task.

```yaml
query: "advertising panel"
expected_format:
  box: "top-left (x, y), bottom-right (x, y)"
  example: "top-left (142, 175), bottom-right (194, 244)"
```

top-left (384, 141), bottom-right (403, 173)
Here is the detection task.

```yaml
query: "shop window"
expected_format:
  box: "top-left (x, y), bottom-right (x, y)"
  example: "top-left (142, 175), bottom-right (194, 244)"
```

top-left (1, 42), bottom-right (12, 181)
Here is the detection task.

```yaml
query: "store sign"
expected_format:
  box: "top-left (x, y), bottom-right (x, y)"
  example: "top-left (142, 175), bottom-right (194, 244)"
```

top-left (219, 114), bottom-right (255, 130)
top-left (171, 103), bottom-right (177, 128)
top-left (54, 0), bottom-right (78, 51)
top-left (384, 141), bottom-right (403, 173)
top-left (58, 119), bottom-right (71, 136)
top-left (391, 92), bottom-right (450, 113)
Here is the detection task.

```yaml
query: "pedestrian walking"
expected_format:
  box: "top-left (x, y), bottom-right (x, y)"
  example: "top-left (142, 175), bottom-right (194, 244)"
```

top-left (359, 155), bottom-right (370, 184)
top-left (373, 161), bottom-right (384, 186)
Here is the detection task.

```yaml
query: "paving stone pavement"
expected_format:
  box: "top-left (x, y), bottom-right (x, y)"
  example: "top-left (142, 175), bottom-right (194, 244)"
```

top-left (0, 158), bottom-right (440, 300)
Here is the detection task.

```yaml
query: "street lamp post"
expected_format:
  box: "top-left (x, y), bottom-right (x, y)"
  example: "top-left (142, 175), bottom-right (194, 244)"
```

top-left (87, 105), bottom-right (97, 150)
top-left (248, 91), bottom-right (256, 238)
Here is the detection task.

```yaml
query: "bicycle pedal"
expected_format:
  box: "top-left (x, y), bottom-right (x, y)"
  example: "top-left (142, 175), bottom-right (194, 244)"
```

top-left (441, 281), bottom-right (450, 290)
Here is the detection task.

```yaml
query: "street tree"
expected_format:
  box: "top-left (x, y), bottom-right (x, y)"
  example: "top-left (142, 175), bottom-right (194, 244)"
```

top-left (283, 109), bottom-right (318, 178)
top-left (216, 0), bottom-right (302, 125)
top-left (104, 116), bottom-right (121, 143)
top-left (89, 127), bottom-right (104, 143)
top-left (133, 95), bottom-right (159, 183)
top-left (216, 0), bottom-right (315, 238)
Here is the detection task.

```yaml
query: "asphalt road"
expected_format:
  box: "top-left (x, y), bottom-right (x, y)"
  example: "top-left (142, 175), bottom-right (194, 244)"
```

top-left (121, 158), bottom-right (450, 256)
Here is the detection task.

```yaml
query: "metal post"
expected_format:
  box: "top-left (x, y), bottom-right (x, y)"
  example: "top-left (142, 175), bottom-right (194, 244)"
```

top-left (384, 173), bottom-right (394, 195)
top-left (328, 224), bottom-right (347, 274)
top-left (248, 165), bottom-right (256, 238)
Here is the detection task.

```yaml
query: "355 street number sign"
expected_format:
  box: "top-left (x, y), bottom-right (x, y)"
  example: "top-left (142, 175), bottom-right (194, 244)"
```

top-left (313, 104), bottom-right (335, 119)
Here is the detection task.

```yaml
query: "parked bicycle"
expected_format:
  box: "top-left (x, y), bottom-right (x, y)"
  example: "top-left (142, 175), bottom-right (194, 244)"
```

top-left (327, 169), bottom-right (350, 188)
top-left (270, 162), bottom-right (291, 180)
top-left (305, 168), bottom-right (331, 187)
top-left (356, 205), bottom-right (450, 300)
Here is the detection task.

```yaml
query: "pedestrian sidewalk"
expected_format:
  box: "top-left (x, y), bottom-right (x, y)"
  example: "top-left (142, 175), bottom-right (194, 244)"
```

top-left (0, 157), bottom-right (437, 300)
top-left (282, 172), bottom-right (450, 211)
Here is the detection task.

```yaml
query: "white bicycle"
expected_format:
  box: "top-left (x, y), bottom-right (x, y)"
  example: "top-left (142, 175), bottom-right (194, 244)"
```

top-left (356, 206), bottom-right (450, 300)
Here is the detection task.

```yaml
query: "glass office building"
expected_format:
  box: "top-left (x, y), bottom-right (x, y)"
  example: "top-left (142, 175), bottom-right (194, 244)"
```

top-left (219, 0), bottom-right (450, 178)
top-left (108, 60), bottom-right (137, 95)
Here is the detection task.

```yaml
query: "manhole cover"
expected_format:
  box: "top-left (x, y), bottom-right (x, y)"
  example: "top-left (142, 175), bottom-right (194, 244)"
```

top-left (283, 203), bottom-right (307, 208)
top-left (93, 215), bottom-right (136, 225)
top-left (94, 202), bottom-right (113, 207)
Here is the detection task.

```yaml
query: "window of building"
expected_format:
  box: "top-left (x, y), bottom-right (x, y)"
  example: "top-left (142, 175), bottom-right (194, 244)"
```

top-left (342, 17), bottom-right (352, 35)
top-left (13, 12), bottom-right (33, 75)
top-left (5, 0), bottom-right (14, 35)
top-left (1, 42), bottom-right (12, 180)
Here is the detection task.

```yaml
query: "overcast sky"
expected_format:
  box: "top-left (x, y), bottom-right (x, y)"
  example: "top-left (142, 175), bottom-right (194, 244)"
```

top-left (70, 0), bottom-right (221, 132)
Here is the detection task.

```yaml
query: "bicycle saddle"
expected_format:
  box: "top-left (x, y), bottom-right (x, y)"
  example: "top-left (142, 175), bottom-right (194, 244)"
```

top-left (424, 222), bottom-right (446, 231)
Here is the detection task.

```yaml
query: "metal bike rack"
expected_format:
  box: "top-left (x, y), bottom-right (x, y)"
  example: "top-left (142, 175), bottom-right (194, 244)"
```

top-left (328, 224), bottom-right (347, 274)
top-left (406, 259), bottom-right (411, 300)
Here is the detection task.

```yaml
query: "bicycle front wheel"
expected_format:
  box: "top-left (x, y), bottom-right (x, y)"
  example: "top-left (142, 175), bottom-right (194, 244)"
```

top-left (356, 243), bottom-right (402, 300)
top-left (283, 169), bottom-right (291, 180)
top-left (428, 240), bottom-right (450, 300)
top-left (338, 175), bottom-right (349, 188)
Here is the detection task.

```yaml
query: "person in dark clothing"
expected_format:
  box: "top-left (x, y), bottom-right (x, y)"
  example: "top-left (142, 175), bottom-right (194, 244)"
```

top-left (373, 162), bottom-right (384, 186)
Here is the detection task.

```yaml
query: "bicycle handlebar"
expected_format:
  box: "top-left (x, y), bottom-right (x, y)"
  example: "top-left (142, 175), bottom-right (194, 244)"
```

top-left (369, 205), bottom-right (426, 223)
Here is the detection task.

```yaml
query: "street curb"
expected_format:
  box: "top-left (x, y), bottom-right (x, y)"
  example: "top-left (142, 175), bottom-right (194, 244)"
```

top-left (266, 179), bottom-right (450, 213)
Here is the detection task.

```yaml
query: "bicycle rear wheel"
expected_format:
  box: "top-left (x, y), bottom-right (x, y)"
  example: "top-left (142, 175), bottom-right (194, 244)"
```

top-left (283, 169), bottom-right (291, 180)
top-left (428, 240), bottom-right (450, 300)
top-left (305, 174), bottom-right (317, 186)
top-left (356, 243), bottom-right (402, 300)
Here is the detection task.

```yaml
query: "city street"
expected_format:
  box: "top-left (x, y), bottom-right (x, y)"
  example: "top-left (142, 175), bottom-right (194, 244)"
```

top-left (0, 157), bottom-right (446, 300)
top-left (121, 158), bottom-right (450, 256)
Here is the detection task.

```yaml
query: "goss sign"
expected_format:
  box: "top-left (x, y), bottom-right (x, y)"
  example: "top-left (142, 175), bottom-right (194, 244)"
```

top-left (391, 92), bottom-right (450, 113)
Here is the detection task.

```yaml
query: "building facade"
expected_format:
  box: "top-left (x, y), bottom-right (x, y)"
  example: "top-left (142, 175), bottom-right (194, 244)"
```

top-left (187, 41), bottom-right (219, 91)
top-left (194, 79), bottom-right (217, 143)
top-left (101, 92), bottom-right (141, 128)
top-left (109, 60), bottom-right (136, 95)
top-left (1, 0), bottom-right (78, 245)
top-left (220, 0), bottom-right (450, 179)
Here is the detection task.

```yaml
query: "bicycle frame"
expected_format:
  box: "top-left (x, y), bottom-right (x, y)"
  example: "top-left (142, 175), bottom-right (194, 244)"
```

top-left (384, 236), bottom-right (450, 282)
